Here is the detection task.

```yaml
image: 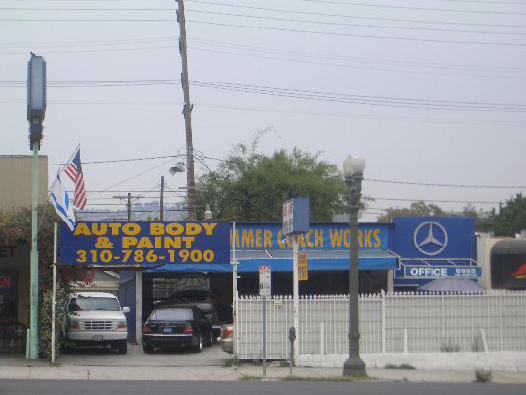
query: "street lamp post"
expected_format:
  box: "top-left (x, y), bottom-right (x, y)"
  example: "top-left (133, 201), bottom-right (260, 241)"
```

top-left (342, 155), bottom-right (367, 377)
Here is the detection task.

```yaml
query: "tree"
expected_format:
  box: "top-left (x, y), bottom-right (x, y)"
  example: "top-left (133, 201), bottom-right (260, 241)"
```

top-left (377, 201), bottom-right (446, 222)
top-left (490, 193), bottom-right (526, 236)
top-left (196, 136), bottom-right (347, 222)
top-left (377, 201), bottom-right (491, 231)
top-left (0, 204), bottom-right (90, 358)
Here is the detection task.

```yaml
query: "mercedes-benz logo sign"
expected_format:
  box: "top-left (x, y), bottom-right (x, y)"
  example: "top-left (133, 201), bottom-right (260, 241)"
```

top-left (413, 221), bottom-right (448, 256)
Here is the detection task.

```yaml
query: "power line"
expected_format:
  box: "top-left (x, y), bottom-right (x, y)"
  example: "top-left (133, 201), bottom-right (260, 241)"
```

top-left (273, 0), bottom-right (526, 15)
top-left (1, 17), bottom-right (525, 46)
top-left (4, 79), bottom-right (524, 111)
top-left (184, 8), bottom-right (526, 37)
top-left (365, 178), bottom-right (526, 189)
top-left (52, 154), bottom-right (183, 166)
top-left (186, 19), bottom-right (526, 47)
top-left (195, 155), bottom-right (526, 190)
top-left (1, 34), bottom-right (523, 74)
top-left (371, 197), bottom-right (500, 204)
top-left (186, 0), bottom-right (526, 29)
top-left (189, 44), bottom-right (525, 80)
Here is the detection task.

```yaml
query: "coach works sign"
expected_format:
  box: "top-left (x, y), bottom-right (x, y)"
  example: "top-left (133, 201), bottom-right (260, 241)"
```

top-left (60, 222), bottom-right (229, 266)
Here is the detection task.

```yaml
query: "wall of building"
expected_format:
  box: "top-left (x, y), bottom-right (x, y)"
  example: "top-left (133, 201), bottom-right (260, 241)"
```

top-left (0, 155), bottom-right (48, 210)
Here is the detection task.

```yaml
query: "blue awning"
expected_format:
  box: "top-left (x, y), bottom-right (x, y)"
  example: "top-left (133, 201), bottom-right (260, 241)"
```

top-left (145, 249), bottom-right (398, 273)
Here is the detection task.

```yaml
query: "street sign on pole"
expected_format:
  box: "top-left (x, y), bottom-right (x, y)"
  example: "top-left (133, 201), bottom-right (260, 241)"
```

top-left (259, 265), bottom-right (271, 297)
top-left (259, 265), bottom-right (271, 376)
top-left (298, 252), bottom-right (308, 281)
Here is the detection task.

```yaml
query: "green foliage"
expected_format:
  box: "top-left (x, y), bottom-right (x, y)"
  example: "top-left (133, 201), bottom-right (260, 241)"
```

top-left (475, 368), bottom-right (493, 383)
top-left (196, 133), bottom-right (346, 221)
top-left (440, 340), bottom-right (460, 352)
top-left (377, 201), bottom-right (490, 231)
top-left (38, 284), bottom-right (70, 360)
top-left (489, 193), bottom-right (526, 236)
top-left (0, 205), bottom-right (91, 357)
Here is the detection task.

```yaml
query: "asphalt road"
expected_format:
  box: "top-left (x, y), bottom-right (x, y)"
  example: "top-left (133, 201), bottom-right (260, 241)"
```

top-left (2, 379), bottom-right (525, 395)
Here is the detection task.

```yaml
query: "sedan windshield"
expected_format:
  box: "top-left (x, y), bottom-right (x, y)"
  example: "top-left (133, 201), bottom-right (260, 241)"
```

top-left (69, 297), bottom-right (120, 311)
top-left (150, 308), bottom-right (193, 321)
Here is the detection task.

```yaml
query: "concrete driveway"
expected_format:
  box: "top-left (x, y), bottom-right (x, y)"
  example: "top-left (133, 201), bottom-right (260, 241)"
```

top-left (58, 343), bottom-right (228, 367)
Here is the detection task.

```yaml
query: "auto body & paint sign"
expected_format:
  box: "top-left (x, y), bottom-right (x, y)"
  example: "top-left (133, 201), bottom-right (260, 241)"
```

top-left (60, 221), bottom-right (230, 266)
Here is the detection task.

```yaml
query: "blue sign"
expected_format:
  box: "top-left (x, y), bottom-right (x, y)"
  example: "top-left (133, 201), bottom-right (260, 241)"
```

top-left (232, 223), bottom-right (390, 251)
top-left (392, 217), bottom-right (476, 259)
top-left (404, 265), bottom-right (482, 279)
top-left (282, 198), bottom-right (310, 235)
top-left (60, 222), bottom-right (230, 266)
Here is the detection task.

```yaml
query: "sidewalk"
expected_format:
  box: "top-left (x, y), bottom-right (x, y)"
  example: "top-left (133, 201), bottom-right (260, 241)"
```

top-left (1, 354), bottom-right (525, 383)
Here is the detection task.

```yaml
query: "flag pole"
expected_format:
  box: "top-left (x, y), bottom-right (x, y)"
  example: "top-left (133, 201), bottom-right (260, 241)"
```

top-left (51, 221), bottom-right (58, 364)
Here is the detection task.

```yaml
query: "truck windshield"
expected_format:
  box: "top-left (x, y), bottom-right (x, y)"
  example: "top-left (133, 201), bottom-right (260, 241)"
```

top-left (69, 297), bottom-right (120, 311)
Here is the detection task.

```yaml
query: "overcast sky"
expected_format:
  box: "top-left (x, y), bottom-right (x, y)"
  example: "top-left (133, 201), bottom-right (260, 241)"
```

top-left (1, 0), bottom-right (525, 221)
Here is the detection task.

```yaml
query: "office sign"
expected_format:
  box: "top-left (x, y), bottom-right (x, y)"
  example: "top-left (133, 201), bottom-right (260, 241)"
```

top-left (404, 265), bottom-right (482, 279)
top-left (60, 221), bottom-right (230, 266)
top-left (259, 265), bottom-right (271, 297)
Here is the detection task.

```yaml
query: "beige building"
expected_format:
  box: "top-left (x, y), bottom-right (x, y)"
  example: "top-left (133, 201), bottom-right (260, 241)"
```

top-left (0, 155), bottom-right (48, 326)
top-left (0, 155), bottom-right (48, 210)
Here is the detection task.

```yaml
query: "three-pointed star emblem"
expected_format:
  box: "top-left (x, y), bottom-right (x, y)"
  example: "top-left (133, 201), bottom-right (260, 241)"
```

top-left (413, 221), bottom-right (448, 256)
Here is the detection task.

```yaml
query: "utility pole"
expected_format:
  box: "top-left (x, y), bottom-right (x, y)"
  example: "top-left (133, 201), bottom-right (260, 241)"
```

top-left (113, 193), bottom-right (141, 220)
top-left (160, 176), bottom-right (165, 221)
top-left (177, 0), bottom-right (197, 221)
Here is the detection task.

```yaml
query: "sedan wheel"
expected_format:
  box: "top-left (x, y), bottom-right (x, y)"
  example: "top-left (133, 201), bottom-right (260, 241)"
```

top-left (193, 334), bottom-right (203, 353)
top-left (205, 332), bottom-right (213, 347)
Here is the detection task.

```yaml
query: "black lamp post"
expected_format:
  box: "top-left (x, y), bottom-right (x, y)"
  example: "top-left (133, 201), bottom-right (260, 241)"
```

top-left (342, 155), bottom-right (367, 377)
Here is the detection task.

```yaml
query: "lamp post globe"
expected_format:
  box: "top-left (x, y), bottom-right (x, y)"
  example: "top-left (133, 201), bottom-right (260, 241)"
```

top-left (343, 155), bottom-right (366, 177)
top-left (342, 155), bottom-right (367, 377)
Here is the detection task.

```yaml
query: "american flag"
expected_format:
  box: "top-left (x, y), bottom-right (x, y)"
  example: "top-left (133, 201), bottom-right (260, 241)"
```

top-left (64, 149), bottom-right (87, 209)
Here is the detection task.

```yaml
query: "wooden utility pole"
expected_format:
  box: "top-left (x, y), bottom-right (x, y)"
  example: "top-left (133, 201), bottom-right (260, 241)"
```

top-left (160, 176), bottom-right (165, 221)
top-left (113, 193), bottom-right (141, 220)
top-left (177, 0), bottom-right (197, 221)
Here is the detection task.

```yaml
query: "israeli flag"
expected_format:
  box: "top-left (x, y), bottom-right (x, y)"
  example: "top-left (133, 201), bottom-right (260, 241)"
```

top-left (50, 173), bottom-right (76, 231)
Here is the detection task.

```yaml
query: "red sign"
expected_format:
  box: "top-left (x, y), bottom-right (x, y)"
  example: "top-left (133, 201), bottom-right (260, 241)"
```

top-left (0, 276), bottom-right (10, 289)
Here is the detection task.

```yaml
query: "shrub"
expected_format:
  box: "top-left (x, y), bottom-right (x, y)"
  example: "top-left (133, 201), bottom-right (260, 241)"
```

top-left (38, 283), bottom-right (70, 360)
top-left (440, 340), bottom-right (460, 352)
top-left (475, 368), bottom-right (493, 383)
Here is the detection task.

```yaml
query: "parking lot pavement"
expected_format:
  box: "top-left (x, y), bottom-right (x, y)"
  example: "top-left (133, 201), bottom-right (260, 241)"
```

top-left (58, 343), bottom-right (227, 367)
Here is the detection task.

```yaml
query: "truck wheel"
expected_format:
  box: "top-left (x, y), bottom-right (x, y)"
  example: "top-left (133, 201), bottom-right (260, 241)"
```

top-left (193, 334), bottom-right (203, 353)
top-left (117, 340), bottom-right (128, 355)
top-left (143, 343), bottom-right (154, 354)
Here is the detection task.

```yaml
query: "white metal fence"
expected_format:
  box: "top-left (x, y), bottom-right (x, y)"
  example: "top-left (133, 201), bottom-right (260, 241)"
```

top-left (236, 291), bottom-right (526, 360)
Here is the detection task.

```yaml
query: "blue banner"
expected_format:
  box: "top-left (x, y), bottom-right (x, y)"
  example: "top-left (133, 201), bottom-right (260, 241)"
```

top-left (60, 221), bottom-right (230, 266)
top-left (232, 223), bottom-right (390, 251)
top-left (391, 217), bottom-right (476, 259)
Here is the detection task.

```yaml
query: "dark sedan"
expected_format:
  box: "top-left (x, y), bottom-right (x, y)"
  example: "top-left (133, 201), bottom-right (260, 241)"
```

top-left (142, 305), bottom-right (213, 353)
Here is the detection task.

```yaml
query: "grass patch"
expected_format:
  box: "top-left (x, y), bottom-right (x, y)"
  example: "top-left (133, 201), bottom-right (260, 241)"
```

top-left (223, 358), bottom-right (241, 367)
top-left (239, 375), bottom-right (262, 381)
top-left (475, 368), bottom-right (493, 383)
top-left (279, 361), bottom-right (291, 367)
top-left (385, 363), bottom-right (416, 370)
top-left (440, 340), bottom-right (460, 352)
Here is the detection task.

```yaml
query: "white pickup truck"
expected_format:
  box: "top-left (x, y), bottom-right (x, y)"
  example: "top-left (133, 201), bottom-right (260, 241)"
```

top-left (63, 292), bottom-right (130, 354)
